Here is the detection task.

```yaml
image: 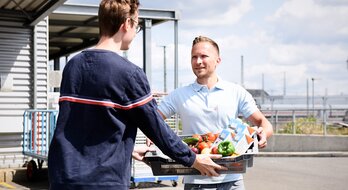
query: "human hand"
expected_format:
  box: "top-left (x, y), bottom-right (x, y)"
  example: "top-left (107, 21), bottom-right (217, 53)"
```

top-left (132, 145), bottom-right (155, 161)
top-left (192, 154), bottom-right (228, 177)
top-left (145, 138), bottom-right (153, 147)
top-left (255, 127), bottom-right (267, 149)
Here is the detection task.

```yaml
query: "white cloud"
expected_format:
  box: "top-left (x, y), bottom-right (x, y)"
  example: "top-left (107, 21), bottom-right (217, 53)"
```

top-left (180, 0), bottom-right (253, 27)
top-left (68, 0), bottom-right (348, 95)
top-left (337, 26), bottom-right (348, 36)
top-left (269, 0), bottom-right (348, 42)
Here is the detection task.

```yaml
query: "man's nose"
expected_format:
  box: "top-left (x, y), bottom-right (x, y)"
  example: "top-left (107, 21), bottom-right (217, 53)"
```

top-left (197, 57), bottom-right (202, 65)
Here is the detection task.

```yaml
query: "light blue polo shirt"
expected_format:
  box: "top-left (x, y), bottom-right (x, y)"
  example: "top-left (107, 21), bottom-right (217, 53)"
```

top-left (159, 79), bottom-right (257, 135)
top-left (158, 78), bottom-right (258, 184)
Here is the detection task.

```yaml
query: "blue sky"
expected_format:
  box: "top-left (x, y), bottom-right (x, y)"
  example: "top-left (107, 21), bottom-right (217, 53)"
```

top-left (67, 0), bottom-right (348, 96)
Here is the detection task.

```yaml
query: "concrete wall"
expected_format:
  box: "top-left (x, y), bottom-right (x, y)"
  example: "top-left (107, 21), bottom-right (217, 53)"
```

top-left (263, 134), bottom-right (348, 152)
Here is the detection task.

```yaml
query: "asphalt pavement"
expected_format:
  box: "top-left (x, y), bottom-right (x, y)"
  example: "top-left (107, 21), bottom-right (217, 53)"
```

top-left (1, 153), bottom-right (348, 190)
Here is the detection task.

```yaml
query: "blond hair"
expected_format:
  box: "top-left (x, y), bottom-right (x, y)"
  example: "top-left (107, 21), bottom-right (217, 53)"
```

top-left (192, 36), bottom-right (220, 55)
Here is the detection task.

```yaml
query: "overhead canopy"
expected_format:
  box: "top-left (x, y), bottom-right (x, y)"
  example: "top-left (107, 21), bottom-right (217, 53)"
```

top-left (49, 3), bottom-right (180, 60)
top-left (0, 0), bottom-right (67, 26)
top-left (0, 1), bottom-right (180, 60)
top-left (0, 1), bottom-right (180, 87)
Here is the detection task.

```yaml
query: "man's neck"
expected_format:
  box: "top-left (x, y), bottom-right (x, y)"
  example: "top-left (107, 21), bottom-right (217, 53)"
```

top-left (196, 75), bottom-right (218, 89)
top-left (95, 35), bottom-right (122, 53)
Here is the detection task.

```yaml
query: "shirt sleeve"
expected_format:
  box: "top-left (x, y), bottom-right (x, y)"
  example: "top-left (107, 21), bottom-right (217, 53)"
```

top-left (126, 68), bottom-right (196, 167)
top-left (157, 92), bottom-right (177, 118)
top-left (238, 87), bottom-right (258, 118)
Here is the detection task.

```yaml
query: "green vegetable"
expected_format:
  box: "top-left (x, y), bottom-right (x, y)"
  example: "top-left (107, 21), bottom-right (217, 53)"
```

top-left (217, 141), bottom-right (235, 157)
top-left (182, 137), bottom-right (199, 145)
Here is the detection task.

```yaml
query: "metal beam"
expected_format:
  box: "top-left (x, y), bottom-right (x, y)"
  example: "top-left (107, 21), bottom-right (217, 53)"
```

top-left (49, 20), bottom-right (98, 27)
top-left (50, 32), bottom-right (99, 39)
top-left (28, 0), bottom-right (67, 26)
top-left (174, 20), bottom-right (179, 89)
top-left (139, 8), bottom-right (180, 20)
top-left (53, 3), bottom-right (99, 16)
top-left (143, 19), bottom-right (152, 85)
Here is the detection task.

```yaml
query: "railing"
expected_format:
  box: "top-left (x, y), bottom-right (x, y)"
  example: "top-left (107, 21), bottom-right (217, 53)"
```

top-left (261, 108), bottom-right (348, 135)
top-left (22, 110), bottom-right (58, 160)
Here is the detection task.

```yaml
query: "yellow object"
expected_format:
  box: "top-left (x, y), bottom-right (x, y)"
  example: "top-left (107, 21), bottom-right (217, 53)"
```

top-left (0, 182), bottom-right (16, 189)
top-left (200, 147), bottom-right (211, 154)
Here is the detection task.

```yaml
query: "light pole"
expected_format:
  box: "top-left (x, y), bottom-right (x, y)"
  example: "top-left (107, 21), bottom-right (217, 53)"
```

top-left (311, 78), bottom-right (315, 116)
top-left (306, 78), bottom-right (309, 117)
top-left (241, 55), bottom-right (244, 88)
top-left (158, 45), bottom-right (167, 93)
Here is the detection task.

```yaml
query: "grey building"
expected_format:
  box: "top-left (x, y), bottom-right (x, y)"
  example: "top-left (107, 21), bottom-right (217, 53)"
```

top-left (0, 0), bottom-right (180, 168)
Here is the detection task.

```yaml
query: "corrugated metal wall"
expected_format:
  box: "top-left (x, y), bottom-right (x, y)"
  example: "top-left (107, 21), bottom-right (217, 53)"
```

top-left (0, 18), bottom-right (48, 133)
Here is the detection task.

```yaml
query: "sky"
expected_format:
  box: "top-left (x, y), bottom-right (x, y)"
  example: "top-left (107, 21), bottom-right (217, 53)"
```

top-left (67, 0), bottom-right (348, 96)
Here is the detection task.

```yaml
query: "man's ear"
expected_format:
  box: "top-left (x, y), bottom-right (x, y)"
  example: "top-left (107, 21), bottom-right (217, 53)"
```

top-left (123, 17), bottom-right (132, 32)
top-left (216, 57), bottom-right (221, 65)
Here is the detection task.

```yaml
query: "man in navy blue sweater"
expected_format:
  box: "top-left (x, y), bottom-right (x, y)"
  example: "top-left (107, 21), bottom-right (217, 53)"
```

top-left (47, 0), bottom-right (225, 189)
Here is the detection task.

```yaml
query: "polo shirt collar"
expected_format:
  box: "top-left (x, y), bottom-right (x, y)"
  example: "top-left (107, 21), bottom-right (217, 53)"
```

top-left (191, 76), bottom-right (226, 92)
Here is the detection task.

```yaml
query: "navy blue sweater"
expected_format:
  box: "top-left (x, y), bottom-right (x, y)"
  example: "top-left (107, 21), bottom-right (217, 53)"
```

top-left (48, 49), bottom-right (195, 190)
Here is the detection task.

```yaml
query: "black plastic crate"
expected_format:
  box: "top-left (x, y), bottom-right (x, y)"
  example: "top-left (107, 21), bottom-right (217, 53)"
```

top-left (144, 152), bottom-right (254, 176)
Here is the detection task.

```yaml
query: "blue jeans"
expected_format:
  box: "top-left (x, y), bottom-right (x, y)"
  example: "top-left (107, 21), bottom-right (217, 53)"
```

top-left (184, 179), bottom-right (245, 190)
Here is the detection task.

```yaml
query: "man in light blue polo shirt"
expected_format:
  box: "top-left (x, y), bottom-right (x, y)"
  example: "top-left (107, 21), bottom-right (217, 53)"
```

top-left (158, 36), bottom-right (273, 190)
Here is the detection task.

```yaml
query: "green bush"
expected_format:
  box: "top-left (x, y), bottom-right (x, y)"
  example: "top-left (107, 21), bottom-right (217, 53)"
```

top-left (281, 117), bottom-right (348, 135)
top-left (282, 117), bottom-right (319, 134)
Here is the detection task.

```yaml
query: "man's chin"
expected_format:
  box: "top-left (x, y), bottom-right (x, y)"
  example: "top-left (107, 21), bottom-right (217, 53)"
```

top-left (194, 71), bottom-right (205, 78)
top-left (121, 47), bottom-right (130, 51)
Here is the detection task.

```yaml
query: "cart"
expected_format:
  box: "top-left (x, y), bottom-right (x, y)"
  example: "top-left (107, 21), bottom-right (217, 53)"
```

top-left (22, 109), bottom-right (58, 181)
top-left (22, 109), bottom-right (179, 186)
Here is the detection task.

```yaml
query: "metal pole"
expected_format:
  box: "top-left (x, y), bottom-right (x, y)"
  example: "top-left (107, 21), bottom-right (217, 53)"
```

top-left (271, 98), bottom-right (274, 125)
top-left (312, 78), bottom-right (315, 116)
top-left (158, 45), bottom-right (167, 93)
top-left (164, 46), bottom-right (167, 93)
top-left (241, 55), bottom-right (244, 87)
top-left (306, 78), bottom-right (309, 117)
top-left (262, 73), bottom-right (264, 104)
top-left (275, 110), bottom-right (278, 134)
top-left (53, 58), bottom-right (60, 93)
top-left (292, 110), bottom-right (296, 134)
top-left (283, 72), bottom-right (286, 96)
top-left (174, 19), bottom-right (179, 134)
top-left (174, 20), bottom-right (179, 89)
top-left (323, 96), bottom-right (327, 135)
top-left (143, 19), bottom-right (152, 86)
top-left (33, 25), bottom-right (38, 109)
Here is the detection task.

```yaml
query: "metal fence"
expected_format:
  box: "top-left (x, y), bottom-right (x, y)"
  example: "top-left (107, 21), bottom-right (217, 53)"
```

top-left (22, 110), bottom-right (58, 161)
top-left (261, 108), bottom-right (348, 135)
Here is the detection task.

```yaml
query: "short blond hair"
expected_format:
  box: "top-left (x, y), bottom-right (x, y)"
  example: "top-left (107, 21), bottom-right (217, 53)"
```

top-left (192, 36), bottom-right (220, 55)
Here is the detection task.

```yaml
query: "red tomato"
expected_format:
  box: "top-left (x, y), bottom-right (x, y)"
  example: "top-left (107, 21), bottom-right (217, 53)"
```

top-left (206, 132), bottom-right (216, 142)
top-left (192, 134), bottom-right (203, 143)
top-left (212, 146), bottom-right (219, 154)
top-left (197, 142), bottom-right (209, 151)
